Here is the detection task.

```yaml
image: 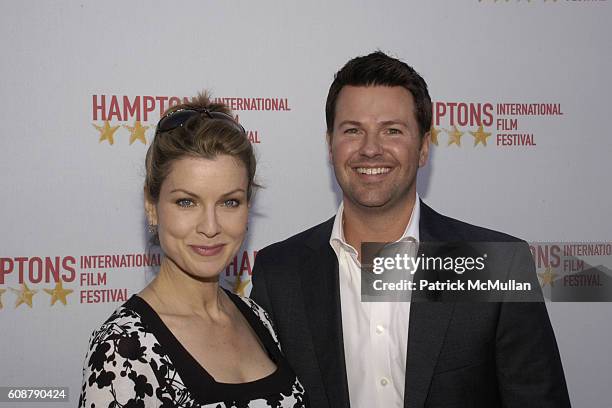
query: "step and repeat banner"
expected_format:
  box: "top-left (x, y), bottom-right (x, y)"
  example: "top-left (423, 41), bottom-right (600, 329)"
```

top-left (1, 1), bottom-right (610, 407)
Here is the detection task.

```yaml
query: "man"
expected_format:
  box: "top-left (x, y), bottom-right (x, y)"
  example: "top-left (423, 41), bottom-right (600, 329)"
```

top-left (251, 51), bottom-right (570, 407)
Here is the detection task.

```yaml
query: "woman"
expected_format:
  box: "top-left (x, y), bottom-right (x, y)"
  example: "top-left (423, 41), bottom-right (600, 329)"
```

top-left (79, 94), bottom-right (307, 408)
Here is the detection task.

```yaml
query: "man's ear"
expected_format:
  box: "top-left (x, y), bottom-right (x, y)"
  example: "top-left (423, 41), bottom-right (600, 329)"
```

top-left (418, 131), bottom-right (431, 168)
top-left (144, 189), bottom-right (158, 226)
top-left (326, 132), bottom-right (333, 163)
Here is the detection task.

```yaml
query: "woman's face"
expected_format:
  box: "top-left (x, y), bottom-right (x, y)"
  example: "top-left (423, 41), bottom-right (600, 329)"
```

top-left (147, 155), bottom-right (249, 281)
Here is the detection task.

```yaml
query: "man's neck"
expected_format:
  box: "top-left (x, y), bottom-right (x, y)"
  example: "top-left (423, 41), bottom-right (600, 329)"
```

top-left (342, 194), bottom-right (417, 258)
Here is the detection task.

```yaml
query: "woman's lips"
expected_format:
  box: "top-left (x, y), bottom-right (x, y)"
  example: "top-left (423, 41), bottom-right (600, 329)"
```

top-left (189, 244), bottom-right (225, 257)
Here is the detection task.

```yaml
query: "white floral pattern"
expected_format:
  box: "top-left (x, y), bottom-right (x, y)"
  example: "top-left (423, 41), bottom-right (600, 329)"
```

top-left (79, 294), bottom-right (307, 408)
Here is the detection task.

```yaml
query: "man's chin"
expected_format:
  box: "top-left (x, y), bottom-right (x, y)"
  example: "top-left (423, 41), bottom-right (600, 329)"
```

top-left (348, 195), bottom-right (393, 210)
top-left (344, 190), bottom-right (415, 212)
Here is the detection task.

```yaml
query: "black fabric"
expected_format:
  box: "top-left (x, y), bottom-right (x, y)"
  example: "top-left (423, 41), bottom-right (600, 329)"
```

top-left (250, 200), bottom-right (571, 408)
top-left (126, 292), bottom-right (295, 404)
top-left (79, 291), bottom-right (308, 408)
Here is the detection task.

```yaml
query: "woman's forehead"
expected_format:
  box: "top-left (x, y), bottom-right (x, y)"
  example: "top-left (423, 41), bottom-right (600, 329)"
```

top-left (163, 156), bottom-right (248, 194)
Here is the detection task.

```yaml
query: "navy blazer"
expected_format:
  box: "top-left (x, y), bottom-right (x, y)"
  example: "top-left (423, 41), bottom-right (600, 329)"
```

top-left (250, 201), bottom-right (571, 408)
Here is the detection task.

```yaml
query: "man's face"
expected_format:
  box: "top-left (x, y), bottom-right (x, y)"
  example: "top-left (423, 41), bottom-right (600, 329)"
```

top-left (329, 85), bottom-right (429, 212)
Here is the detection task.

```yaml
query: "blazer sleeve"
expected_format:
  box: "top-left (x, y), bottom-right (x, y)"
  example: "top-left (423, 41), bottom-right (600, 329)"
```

top-left (250, 249), bottom-right (276, 326)
top-left (495, 245), bottom-right (571, 407)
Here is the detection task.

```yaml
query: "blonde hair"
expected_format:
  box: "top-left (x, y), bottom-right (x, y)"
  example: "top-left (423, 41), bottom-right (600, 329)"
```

top-left (144, 92), bottom-right (257, 204)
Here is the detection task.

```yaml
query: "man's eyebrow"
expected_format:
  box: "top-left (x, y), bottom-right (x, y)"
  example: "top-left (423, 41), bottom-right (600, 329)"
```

top-left (379, 120), bottom-right (409, 127)
top-left (337, 120), bottom-right (362, 127)
top-left (337, 120), bottom-right (410, 127)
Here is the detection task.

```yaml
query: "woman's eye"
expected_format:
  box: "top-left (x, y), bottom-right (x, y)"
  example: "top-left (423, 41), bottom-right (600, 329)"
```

top-left (222, 199), bottom-right (240, 208)
top-left (176, 199), bottom-right (195, 208)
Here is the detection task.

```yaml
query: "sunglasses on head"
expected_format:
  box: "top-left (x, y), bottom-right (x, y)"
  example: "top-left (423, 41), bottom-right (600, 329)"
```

top-left (156, 108), bottom-right (246, 134)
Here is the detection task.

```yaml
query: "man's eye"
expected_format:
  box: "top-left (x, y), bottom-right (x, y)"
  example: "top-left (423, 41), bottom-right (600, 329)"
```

top-left (387, 128), bottom-right (402, 135)
top-left (176, 199), bottom-right (195, 208)
top-left (344, 128), bottom-right (359, 134)
top-left (222, 199), bottom-right (240, 208)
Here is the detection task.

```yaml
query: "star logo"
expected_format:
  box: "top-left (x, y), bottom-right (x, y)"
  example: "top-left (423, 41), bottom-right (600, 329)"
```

top-left (123, 120), bottom-right (150, 145)
top-left (430, 126), bottom-right (441, 146)
top-left (469, 125), bottom-right (492, 147)
top-left (44, 280), bottom-right (74, 306)
top-left (538, 267), bottom-right (558, 287)
top-left (93, 121), bottom-right (120, 145)
top-left (233, 276), bottom-right (251, 297)
top-left (0, 288), bottom-right (6, 309)
top-left (446, 126), bottom-right (464, 147)
top-left (10, 283), bottom-right (38, 308)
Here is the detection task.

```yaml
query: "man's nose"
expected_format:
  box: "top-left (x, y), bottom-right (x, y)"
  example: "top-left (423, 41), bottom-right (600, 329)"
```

top-left (359, 132), bottom-right (384, 157)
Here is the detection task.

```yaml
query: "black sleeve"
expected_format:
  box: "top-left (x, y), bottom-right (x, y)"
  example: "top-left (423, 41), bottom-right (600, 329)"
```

top-left (250, 250), bottom-right (276, 326)
top-left (496, 245), bottom-right (571, 407)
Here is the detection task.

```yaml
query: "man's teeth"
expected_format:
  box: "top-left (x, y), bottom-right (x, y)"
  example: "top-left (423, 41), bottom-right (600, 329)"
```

top-left (356, 167), bottom-right (390, 175)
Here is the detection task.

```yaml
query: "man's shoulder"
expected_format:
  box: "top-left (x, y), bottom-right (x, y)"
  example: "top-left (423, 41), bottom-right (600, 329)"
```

top-left (421, 201), bottom-right (524, 243)
top-left (256, 217), bottom-right (335, 261)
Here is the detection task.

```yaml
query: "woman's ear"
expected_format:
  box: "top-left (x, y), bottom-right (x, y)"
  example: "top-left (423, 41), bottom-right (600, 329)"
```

top-left (144, 189), bottom-right (158, 226)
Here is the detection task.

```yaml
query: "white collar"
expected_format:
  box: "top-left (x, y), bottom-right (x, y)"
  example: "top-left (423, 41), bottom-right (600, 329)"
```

top-left (329, 194), bottom-right (421, 256)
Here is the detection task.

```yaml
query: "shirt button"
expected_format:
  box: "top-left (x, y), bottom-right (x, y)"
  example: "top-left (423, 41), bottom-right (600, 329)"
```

top-left (375, 324), bottom-right (384, 334)
top-left (380, 377), bottom-right (389, 386)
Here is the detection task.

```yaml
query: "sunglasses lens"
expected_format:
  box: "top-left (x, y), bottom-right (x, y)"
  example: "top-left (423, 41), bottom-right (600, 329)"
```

top-left (157, 109), bottom-right (199, 132)
top-left (157, 109), bottom-right (246, 135)
top-left (208, 112), bottom-right (247, 134)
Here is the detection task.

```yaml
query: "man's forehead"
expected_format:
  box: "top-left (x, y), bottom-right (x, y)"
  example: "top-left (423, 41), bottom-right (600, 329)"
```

top-left (336, 85), bottom-right (414, 106)
top-left (334, 86), bottom-right (416, 120)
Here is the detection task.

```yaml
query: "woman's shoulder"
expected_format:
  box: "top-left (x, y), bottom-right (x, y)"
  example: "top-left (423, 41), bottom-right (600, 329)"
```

top-left (83, 298), bottom-right (161, 377)
top-left (79, 297), bottom-right (168, 408)
top-left (231, 292), bottom-right (280, 346)
top-left (87, 297), bottom-right (148, 345)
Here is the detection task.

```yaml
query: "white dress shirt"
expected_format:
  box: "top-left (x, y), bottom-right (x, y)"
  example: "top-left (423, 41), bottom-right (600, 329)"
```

top-left (329, 197), bottom-right (420, 408)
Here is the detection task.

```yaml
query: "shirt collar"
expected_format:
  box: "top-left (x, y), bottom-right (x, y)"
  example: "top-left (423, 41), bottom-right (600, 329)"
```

top-left (329, 194), bottom-right (421, 256)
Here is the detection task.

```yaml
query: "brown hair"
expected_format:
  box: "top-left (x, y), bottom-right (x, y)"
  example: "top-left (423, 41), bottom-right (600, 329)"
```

top-left (325, 51), bottom-right (432, 138)
top-left (144, 92), bottom-right (257, 204)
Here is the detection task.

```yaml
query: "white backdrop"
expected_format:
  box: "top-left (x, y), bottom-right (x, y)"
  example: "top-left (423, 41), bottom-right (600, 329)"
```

top-left (1, 1), bottom-right (610, 407)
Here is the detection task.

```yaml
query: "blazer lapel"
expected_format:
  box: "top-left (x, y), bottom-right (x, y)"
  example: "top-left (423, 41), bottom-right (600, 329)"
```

top-left (299, 218), bottom-right (350, 408)
top-left (404, 201), bottom-right (456, 408)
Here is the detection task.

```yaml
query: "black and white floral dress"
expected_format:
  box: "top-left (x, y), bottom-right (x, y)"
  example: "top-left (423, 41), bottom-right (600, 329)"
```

top-left (78, 290), bottom-right (307, 408)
